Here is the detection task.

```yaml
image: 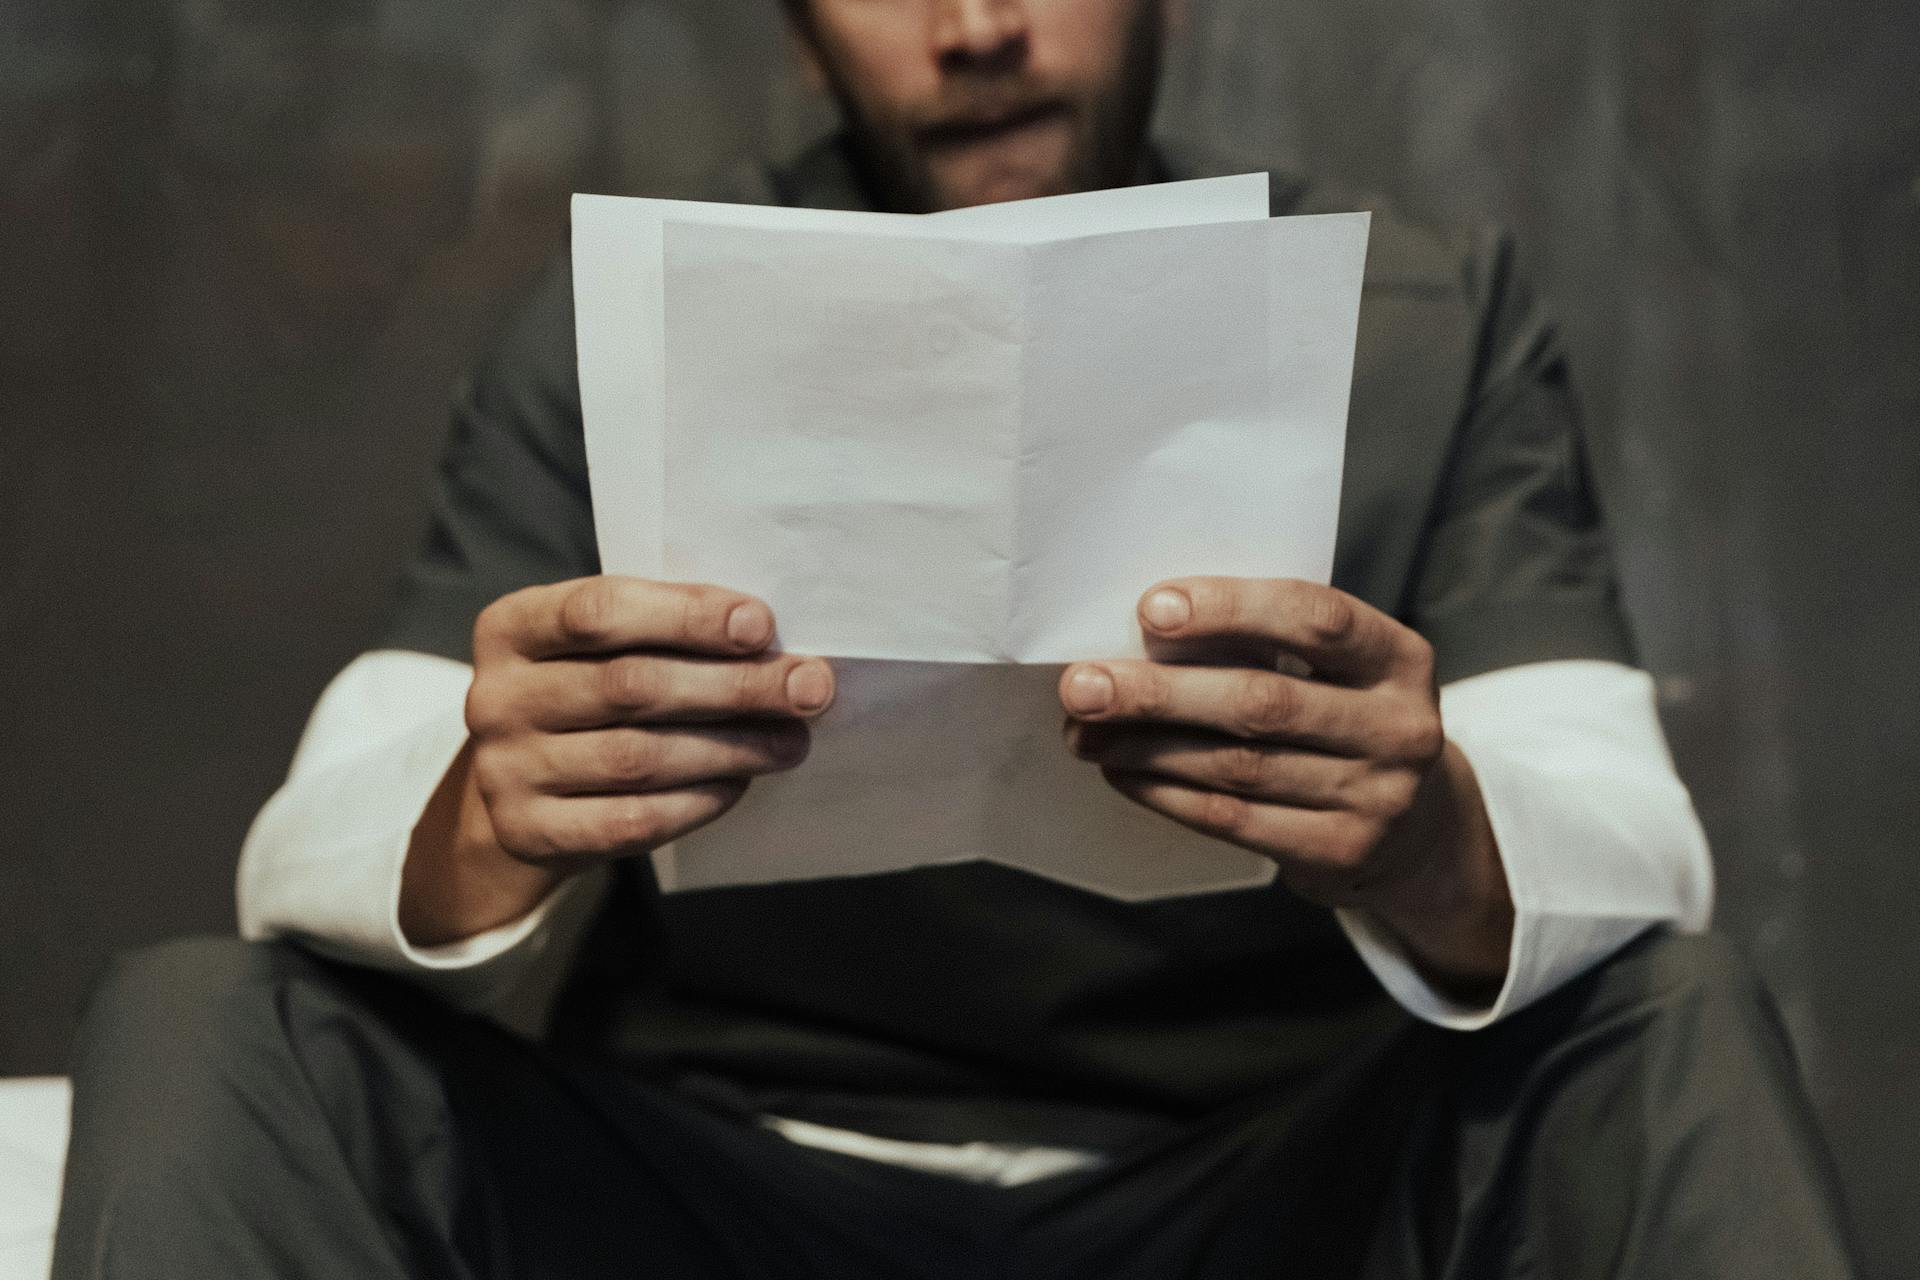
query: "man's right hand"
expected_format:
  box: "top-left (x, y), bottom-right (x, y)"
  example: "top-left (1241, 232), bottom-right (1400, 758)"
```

top-left (399, 577), bottom-right (834, 945)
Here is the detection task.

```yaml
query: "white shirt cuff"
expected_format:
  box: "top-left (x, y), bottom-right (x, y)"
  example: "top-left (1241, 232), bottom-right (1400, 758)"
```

top-left (1337, 660), bottom-right (1714, 1031)
top-left (236, 650), bottom-right (605, 1030)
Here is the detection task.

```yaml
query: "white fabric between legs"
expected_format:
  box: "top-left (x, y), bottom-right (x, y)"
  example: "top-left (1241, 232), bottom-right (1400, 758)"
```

top-left (0, 1077), bottom-right (69, 1280)
top-left (760, 1113), bottom-right (1107, 1187)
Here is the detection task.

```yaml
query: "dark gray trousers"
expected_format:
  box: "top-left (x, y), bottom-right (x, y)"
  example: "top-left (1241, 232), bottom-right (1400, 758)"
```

top-left (51, 931), bottom-right (1859, 1279)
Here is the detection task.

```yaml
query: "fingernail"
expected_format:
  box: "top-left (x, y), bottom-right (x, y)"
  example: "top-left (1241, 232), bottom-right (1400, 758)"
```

top-left (727, 602), bottom-right (772, 649)
top-left (1064, 665), bottom-right (1114, 715)
top-left (787, 660), bottom-right (833, 712)
top-left (1142, 589), bottom-right (1191, 632)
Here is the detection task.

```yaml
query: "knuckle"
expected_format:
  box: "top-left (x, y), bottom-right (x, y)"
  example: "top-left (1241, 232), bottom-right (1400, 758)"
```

top-left (1198, 788), bottom-right (1250, 838)
top-left (1303, 587), bottom-right (1356, 646)
top-left (1324, 816), bottom-right (1383, 871)
top-left (673, 584), bottom-right (718, 646)
top-left (740, 656), bottom-right (780, 708)
top-left (468, 748), bottom-right (513, 807)
top-left (473, 595), bottom-right (510, 648)
top-left (559, 579), bottom-right (616, 646)
top-left (600, 732), bottom-right (659, 785)
top-left (599, 797), bottom-right (663, 853)
top-left (463, 678), bottom-right (507, 737)
top-left (1326, 759), bottom-right (1371, 809)
top-left (1238, 674), bottom-right (1296, 736)
top-left (1186, 578), bottom-right (1228, 629)
top-left (1383, 772), bottom-right (1421, 819)
top-left (489, 808), bottom-right (540, 860)
top-left (483, 582), bottom-right (536, 628)
top-left (1219, 743), bottom-right (1270, 794)
top-left (1128, 667), bottom-right (1170, 720)
top-left (1358, 768), bottom-right (1419, 820)
top-left (1393, 705), bottom-right (1445, 763)
top-left (1401, 631), bottom-right (1437, 685)
top-left (1219, 578), bottom-right (1264, 634)
top-left (601, 656), bottom-right (662, 713)
top-left (498, 796), bottom-right (566, 863)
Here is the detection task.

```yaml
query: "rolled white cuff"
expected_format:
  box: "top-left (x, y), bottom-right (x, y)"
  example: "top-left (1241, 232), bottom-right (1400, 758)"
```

top-left (236, 651), bottom-right (604, 1031)
top-left (1337, 660), bottom-right (1714, 1031)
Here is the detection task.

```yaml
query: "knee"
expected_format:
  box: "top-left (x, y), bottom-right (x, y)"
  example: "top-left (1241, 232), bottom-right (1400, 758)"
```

top-left (88, 935), bottom-right (283, 1009)
top-left (59, 939), bottom-right (406, 1254)
top-left (1601, 929), bottom-right (1772, 1021)
top-left (1472, 931), bottom-right (1813, 1150)
top-left (67, 936), bottom-right (366, 1132)
top-left (76, 937), bottom-right (300, 1064)
top-left (66, 937), bottom-right (428, 1187)
top-left (1528, 929), bottom-right (1798, 1079)
top-left (1491, 930), bottom-right (1789, 1071)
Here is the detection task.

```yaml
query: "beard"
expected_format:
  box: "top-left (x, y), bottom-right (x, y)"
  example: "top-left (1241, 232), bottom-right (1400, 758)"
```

top-left (815, 5), bottom-right (1167, 213)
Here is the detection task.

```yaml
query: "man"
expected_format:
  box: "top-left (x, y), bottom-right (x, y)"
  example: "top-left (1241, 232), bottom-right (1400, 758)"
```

top-left (54, 1), bottom-right (1860, 1276)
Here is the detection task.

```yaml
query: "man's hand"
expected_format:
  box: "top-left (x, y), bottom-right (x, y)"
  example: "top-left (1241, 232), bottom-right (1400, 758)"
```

top-left (400, 577), bottom-right (834, 945)
top-left (1058, 577), bottom-right (1512, 997)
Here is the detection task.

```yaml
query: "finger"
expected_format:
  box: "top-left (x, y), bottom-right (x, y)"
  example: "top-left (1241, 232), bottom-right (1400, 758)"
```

top-left (480, 577), bottom-right (777, 662)
top-left (1136, 630), bottom-right (1281, 671)
top-left (533, 723), bottom-right (811, 796)
top-left (1065, 723), bottom-right (1359, 807)
top-left (1137, 578), bottom-right (1417, 686)
top-left (1060, 659), bottom-right (1368, 753)
top-left (505, 783), bottom-right (748, 863)
top-left (495, 651), bottom-right (835, 732)
top-left (1100, 769), bottom-right (1384, 885)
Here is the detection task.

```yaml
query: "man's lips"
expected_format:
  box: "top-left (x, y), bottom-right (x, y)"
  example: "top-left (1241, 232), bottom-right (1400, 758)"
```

top-left (916, 101), bottom-right (1070, 151)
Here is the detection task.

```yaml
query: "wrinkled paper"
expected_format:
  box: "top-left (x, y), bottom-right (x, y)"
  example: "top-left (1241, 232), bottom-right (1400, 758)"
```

top-left (571, 177), bottom-right (1369, 899)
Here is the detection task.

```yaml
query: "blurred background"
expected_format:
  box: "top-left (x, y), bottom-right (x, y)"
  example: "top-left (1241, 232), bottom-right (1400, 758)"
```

top-left (1, 0), bottom-right (1914, 1272)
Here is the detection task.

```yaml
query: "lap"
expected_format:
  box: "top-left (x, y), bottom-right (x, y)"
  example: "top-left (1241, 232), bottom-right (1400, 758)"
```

top-left (1016, 931), bottom-right (1858, 1279)
top-left (1373, 930), bottom-right (1860, 1279)
top-left (56, 931), bottom-right (1859, 1280)
top-left (58, 937), bottom-right (1016, 1279)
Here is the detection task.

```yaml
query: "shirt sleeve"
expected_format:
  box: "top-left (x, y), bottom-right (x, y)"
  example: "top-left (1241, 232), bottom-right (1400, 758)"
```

top-left (240, 256), bottom-right (610, 1032)
top-left (1333, 226), bottom-right (1712, 1027)
top-left (236, 649), bottom-right (611, 1033)
top-left (1402, 228), bottom-right (1638, 686)
top-left (377, 256), bottom-right (601, 664)
top-left (1336, 658), bottom-right (1714, 1029)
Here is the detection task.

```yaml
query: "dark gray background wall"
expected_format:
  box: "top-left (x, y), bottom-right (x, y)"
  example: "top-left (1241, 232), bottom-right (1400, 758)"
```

top-left (3, 0), bottom-right (1915, 1272)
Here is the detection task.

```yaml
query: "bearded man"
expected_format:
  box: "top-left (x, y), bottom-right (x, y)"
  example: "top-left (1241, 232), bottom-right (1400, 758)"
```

top-left (53, 2), bottom-right (1859, 1276)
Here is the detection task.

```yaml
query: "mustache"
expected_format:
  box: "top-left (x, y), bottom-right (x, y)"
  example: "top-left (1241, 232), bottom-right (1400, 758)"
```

top-left (907, 83), bottom-right (1073, 143)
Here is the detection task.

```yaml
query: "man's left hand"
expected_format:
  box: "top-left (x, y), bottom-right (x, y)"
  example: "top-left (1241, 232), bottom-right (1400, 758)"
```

top-left (1059, 577), bottom-right (1513, 997)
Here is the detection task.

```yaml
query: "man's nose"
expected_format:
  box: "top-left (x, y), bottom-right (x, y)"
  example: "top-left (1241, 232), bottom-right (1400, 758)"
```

top-left (931, 0), bottom-right (1030, 68)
